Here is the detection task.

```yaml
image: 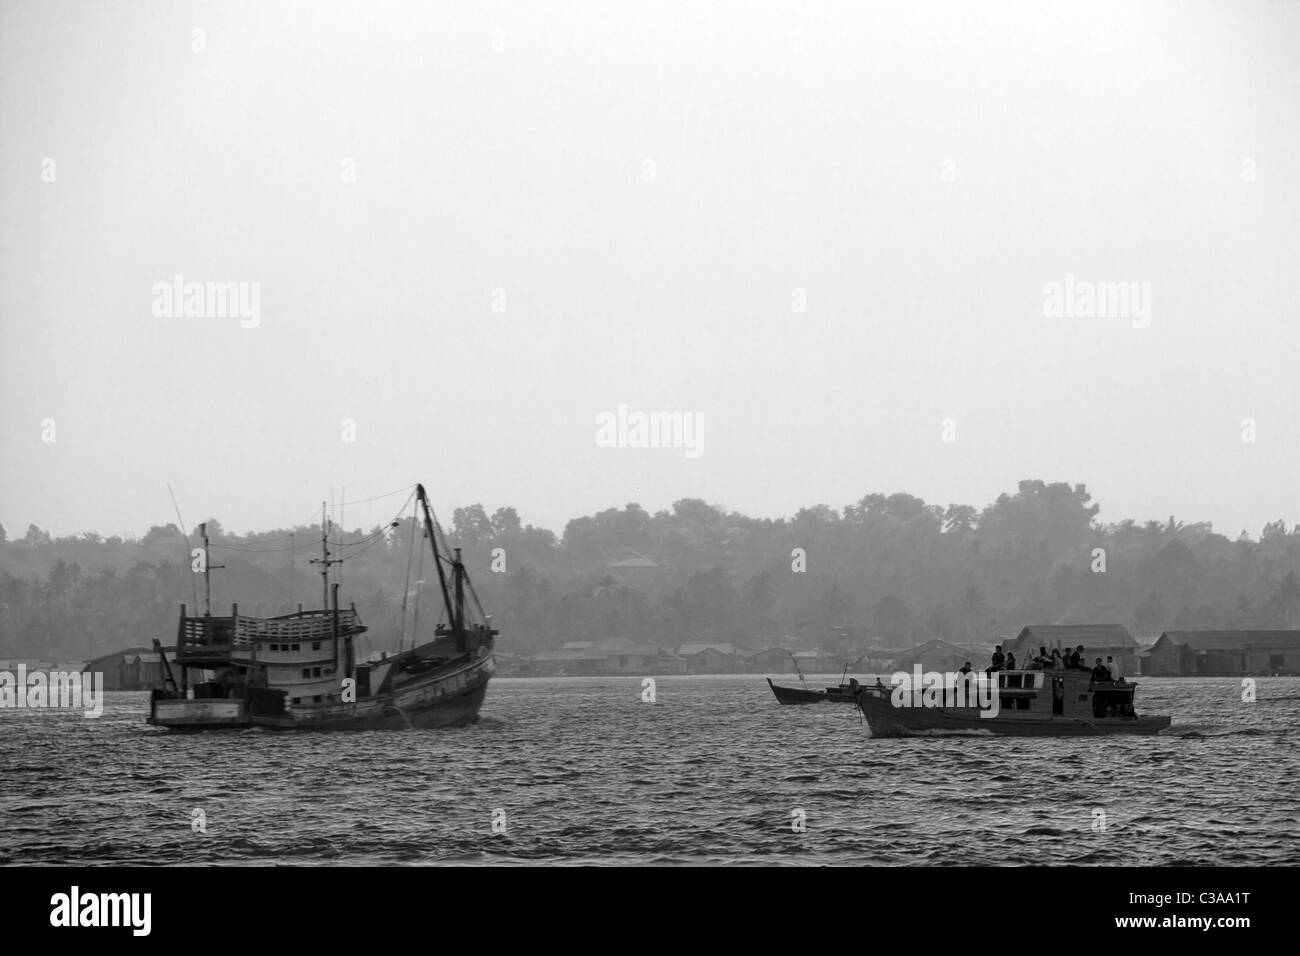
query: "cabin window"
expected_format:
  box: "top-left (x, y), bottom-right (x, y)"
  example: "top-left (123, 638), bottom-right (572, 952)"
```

top-left (1016, 697), bottom-right (1030, 710)
top-left (313, 667), bottom-right (322, 677)
top-left (1270, 654), bottom-right (1284, 669)
top-left (312, 641), bottom-right (321, 650)
top-left (312, 695), bottom-right (322, 703)
top-left (292, 643), bottom-right (300, 651)
top-left (325, 667), bottom-right (334, 676)
top-left (292, 697), bottom-right (300, 704)
top-left (1000, 696), bottom-right (1013, 709)
top-left (301, 668), bottom-right (311, 678)
top-left (1078, 694), bottom-right (1089, 702)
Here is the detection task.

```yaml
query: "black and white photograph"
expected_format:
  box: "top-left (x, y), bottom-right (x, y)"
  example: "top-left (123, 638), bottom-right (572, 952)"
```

top-left (0, 0), bottom-right (1295, 928)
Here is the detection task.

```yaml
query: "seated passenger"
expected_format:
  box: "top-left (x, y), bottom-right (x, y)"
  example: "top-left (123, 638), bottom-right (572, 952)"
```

top-left (958, 661), bottom-right (973, 675)
top-left (1004, 652), bottom-right (1016, 670)
top-left (1049, 648), bottom-right (1063, 669)
top-left (1072, 644), bottom-right (1089, 669)
top-left (986, 646), bottom-right (1005, 675)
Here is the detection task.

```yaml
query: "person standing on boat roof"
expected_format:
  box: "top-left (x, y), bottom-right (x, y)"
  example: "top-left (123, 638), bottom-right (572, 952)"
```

top-left (1107, 655), bottom-right (1121, 680)
top-left (1005, 651), bottom-right (1017, 670)
top-left (986, 646), bottom-right (1005, 675)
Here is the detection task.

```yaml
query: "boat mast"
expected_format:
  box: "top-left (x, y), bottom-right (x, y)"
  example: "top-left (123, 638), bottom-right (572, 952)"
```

top-left (415, 484), bottom-right (457, 632)
top-left (453, 547), bottom-right (465, 634)
top-left (199, 522), bottom-right (225, 616)
top-left (309, 501), bottom-right (342, 610)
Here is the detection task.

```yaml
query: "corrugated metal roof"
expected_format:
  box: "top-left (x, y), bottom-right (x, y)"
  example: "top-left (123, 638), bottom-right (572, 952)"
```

top-left (677, 643), bottom-right (750, 657)
top-left (1017, 624), bottom-right (1137, 647)
top-left (1158, 629), bottom-right (1300, 650)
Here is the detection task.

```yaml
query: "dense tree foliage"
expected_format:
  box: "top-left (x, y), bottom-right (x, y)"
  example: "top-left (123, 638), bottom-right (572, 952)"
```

top-left (2, 480), bottom-right (1298, 662)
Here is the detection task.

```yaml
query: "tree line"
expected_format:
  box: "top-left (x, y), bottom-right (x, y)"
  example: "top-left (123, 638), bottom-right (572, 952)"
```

top-left (2, 480), bottom-right (1298, 663)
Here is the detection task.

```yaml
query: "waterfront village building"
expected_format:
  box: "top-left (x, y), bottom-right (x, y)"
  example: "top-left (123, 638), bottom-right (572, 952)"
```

top-left (1141, 629), bottom-right (1300, 676)
top-left (528, 641), bottom-right (686, 676)
top-left (80, 646), bottom-right (170, 691)
top-left (675, 643), bottom-right (753, 674)
top-left (790, 649), bottom-right (842, 673)
top-left (1004, 624), bottom-right (1139, 676)
top-left (891, 639), bottom-right (991, 673)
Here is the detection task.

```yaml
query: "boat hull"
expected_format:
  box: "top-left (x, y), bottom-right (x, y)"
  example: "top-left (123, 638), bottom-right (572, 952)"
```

top-left (767, 678), bottom-right (859, 704)
top-left (149, 652), bottom-right (494, 731)
top-left (767, 678), bottom-right (827, 704)
top-left (857, 690), bottom-right (1171, 737)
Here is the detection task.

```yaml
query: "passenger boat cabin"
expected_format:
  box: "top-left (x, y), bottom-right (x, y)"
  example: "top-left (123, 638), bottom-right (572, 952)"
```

top-left (994, 668), bottom-right (1138, 720)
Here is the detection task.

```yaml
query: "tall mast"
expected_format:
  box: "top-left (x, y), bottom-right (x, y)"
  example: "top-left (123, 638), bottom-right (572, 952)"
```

top-left (415, 484), bottom-right (457, 630)
top-left (309, 501), bottom-right (342, 610)
top-left (199, 522), bottom-right (225, 616)
top-left (453, 547), bottom-right (465, 635)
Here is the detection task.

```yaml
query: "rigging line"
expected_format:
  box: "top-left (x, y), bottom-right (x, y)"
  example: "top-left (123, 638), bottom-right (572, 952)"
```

top-left (397, 499), bottom-right (418, 653)
top-left (342, 530), bottom-right (393, 561)
top-left (210, 542), bottom-right (302, 553)
top-left (167, 484), bottom-right (199, 611)
top-left (411, 526), bottom-right (426, 651)
top-left (206, 502), bottom-right (327, 547)
top-left (327, 492), bottom-right (417, 553)
top-left (327, 526), bottom-right (391, 549)
top-left (336, 484), bottom-right (417, 508)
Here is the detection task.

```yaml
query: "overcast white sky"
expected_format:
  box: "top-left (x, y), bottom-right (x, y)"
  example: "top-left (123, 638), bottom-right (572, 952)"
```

top-left (1, 0), bottom-right (1297, 539)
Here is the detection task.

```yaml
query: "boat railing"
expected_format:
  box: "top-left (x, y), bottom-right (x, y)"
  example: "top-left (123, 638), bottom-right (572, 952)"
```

top-left (176, 608), bottom-right (364, 663)
top-left (231, 610), bottom-right (362, 645)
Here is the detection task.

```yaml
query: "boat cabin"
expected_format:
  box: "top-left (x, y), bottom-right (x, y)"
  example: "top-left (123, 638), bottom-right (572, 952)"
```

top-left (994, 668), bottom-right (1137, 720)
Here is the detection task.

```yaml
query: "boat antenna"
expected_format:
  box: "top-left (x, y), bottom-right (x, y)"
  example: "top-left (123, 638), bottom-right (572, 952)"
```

top-left (167, 483), bottom-right (199, 611)
top-left (310, 501), bottom-right (343, 610)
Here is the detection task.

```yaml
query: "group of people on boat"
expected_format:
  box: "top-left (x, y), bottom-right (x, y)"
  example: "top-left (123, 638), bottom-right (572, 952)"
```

top-left (962, 646), bottom-right (1125, 683)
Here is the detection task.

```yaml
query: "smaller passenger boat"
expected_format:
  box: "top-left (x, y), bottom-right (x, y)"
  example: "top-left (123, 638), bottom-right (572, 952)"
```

top-left (856, 667), bottom-right (1171, 737)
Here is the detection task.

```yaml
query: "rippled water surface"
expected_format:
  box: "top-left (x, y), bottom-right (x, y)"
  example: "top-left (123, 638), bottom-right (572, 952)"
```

top-left (2, 676), bottom-right (1298, 865)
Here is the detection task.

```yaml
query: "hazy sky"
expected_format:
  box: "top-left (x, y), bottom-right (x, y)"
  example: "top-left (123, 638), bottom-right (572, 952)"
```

top-left (2, 0), bottom-right (1297, 540)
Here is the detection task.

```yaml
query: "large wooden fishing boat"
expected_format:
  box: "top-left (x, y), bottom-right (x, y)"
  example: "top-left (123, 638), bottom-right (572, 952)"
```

top-left (147, 484), bottom-right (496, 731)
top-left (856, 668), bottom-right (1171, 737)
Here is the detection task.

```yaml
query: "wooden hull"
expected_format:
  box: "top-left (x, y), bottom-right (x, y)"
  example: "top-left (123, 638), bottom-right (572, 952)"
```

top-left (767, 678), bottom-right (826, 704)
top-left (767, 678), bottom-right (859, 704)
top-left (149, 652), bottom-right (493, 731)
top-left (857, 689), bottom-right (1171, 737)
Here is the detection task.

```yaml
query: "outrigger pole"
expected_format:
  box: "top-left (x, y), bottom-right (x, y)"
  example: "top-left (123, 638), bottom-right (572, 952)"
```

top-left (153, 638), bottom-right (179, 694)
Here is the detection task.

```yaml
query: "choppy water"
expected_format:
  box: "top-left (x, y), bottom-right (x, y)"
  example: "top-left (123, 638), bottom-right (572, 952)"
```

top-left (1, 676), bottom-right (1297, 865)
